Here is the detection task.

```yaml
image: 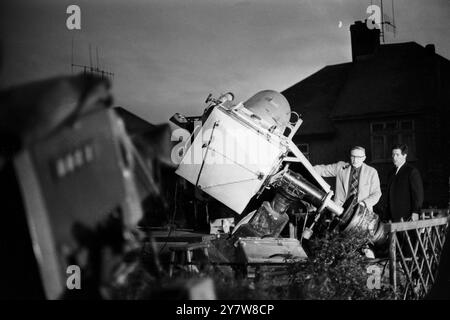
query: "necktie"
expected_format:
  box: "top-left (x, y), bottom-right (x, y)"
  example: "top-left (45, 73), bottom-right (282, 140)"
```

top-left (350, 168), bottom-right (359, 197)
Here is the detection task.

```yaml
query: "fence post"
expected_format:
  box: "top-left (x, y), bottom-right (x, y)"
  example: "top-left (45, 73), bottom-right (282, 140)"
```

top-left (389, 230), bottom-right (397, 295)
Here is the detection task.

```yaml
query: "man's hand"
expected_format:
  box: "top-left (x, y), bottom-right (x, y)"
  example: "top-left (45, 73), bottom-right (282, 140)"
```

top-left (411, 213), bottom-right (419, 221)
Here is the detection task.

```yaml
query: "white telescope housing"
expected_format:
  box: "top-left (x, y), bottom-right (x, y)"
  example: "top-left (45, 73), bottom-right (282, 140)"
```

top-left (176, 90), bottom-right (343, 216)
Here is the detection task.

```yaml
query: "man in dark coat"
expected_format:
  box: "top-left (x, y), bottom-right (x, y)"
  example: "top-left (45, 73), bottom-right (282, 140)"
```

top-left (385, 144), bottom-right (424, 222)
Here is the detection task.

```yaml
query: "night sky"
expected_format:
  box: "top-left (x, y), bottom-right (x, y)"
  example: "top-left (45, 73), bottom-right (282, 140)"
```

top-left (1, 0), bottom-right (449, 125)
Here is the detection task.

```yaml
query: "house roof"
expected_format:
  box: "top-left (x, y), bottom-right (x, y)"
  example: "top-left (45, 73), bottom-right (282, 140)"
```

top-left (114, 106), bottom-right (176, 167)
top-left (114, 106), bottom-right (157, 135)
top-left (282, 63), bottom-right (350, 135)
top-left (332, 42), bottom-right (444, 119)
top-left (282, 41), bottom-right (450, 135)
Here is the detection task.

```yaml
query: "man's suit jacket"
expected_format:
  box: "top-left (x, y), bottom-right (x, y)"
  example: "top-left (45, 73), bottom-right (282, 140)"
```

top-left (313, 161), bottom-right (381, 211)
top-left (386, 163), bottom-right (424, 222)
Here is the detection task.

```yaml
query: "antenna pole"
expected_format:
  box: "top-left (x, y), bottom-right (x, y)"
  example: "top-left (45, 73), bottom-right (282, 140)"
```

top-left (96, 47), bottom-right (100, 70)
top-left (89, 44), bottom-right (93, 71)
top-left (392, 0), bottom-right (396, 37)
top-left (71, 44), bottom-right (114, 80)
top-left (71, 36), bottom-right (74, 74)
top-left (380, 0), bottom-right (385, 43)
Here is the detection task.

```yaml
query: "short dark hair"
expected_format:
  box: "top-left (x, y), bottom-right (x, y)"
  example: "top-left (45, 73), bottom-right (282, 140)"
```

top-left (392, 143), bottom-right (408, 155)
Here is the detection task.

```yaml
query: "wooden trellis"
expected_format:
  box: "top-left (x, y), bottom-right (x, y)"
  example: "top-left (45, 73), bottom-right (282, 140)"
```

top-left (387, 210), bottom-right (450, 300)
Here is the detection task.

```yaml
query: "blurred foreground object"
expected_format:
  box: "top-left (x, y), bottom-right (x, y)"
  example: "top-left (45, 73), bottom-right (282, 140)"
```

top-left (0, 74), bottom-right (156, 299)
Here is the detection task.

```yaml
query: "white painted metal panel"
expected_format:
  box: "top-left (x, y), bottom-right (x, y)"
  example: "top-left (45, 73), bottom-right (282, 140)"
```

top-left (176, 107), bottom-right (285, 214)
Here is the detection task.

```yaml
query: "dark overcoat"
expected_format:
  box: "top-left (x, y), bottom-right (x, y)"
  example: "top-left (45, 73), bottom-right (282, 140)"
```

top-left (386, 163), bottom-right (424, 222)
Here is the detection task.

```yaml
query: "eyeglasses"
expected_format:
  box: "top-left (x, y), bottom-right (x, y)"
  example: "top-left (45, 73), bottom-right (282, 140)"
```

top-left (350, 155), bottom-right (365, 159)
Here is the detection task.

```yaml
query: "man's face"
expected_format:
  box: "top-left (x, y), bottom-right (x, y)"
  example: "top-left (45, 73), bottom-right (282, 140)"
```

top-left (350, 149), bottom-right (366, 168)
top-left (392, 148), bottom-right (407, 167)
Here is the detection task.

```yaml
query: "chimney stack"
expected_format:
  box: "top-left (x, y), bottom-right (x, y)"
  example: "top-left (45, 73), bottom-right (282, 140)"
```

top-left (425, 44), bottom-right (436, 56)
top-left (350, 20), bottom-right (380, 62)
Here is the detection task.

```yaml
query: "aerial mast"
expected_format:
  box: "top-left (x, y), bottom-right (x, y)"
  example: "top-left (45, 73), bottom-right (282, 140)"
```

top-left (71, 38), bottom-right (114, 80)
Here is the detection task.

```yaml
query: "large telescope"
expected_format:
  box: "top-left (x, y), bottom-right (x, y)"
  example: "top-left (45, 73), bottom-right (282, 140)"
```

top-left (175, 90), bottom-right (344, 237)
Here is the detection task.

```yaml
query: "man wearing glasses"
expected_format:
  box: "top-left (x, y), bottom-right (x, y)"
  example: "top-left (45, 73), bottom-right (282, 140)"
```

top-left (313, 146), bottom-right (382, 212)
